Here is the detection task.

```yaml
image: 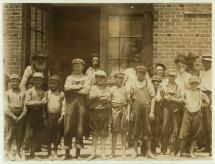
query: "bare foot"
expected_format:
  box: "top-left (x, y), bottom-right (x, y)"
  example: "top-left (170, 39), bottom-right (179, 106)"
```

top-left (101, 154), bottom-right (107, 160)
top-left (87, 154), bottom-right (96, 161)
top-left (131, 151), bottom-right (138, 158)
top-left (190, 153), bottom-right (197, 159)
top-left (146, 152), bottom-right (156, 159)
top-left (176, 152), bottom-right (182, 157)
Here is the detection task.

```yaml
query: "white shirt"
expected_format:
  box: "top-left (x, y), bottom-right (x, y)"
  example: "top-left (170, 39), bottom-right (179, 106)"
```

top-left (199, 68), bottom-right (212, 92)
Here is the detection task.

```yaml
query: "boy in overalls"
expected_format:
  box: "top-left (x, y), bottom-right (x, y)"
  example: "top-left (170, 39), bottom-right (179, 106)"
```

top-left (5, 74), bottom-right (26, 160)
top-left (22, 72), bottom-right (47, 160)
top-left (64, 58), bottom-right (90, 159)
top-left (128, 65), bottom-right (155, 159)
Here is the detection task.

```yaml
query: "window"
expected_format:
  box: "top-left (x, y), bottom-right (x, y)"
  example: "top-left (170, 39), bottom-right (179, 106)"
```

top-left (29, 6), bottom-right (48, 57)
top-left (107, 15), bottom-right (144, 78)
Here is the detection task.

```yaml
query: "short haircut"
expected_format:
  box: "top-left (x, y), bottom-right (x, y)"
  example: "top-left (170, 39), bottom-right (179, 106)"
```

top-left (155, 63), bottom-right (166, 70)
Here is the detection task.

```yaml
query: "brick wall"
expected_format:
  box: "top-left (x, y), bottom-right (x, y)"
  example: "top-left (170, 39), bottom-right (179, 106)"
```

top-left (153, 3), bottom-right (212, 70)
top-left (3, 4), bottom-right (23, 76)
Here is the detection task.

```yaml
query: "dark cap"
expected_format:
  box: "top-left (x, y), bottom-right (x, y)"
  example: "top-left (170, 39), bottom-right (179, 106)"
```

top-left (31, 51), bottom-right (48, 60)
top-left (174, 55), bottom-right (185, 62)
top-left (135, 65), bottom-right (147, 73)
top-left (186, 52), bottom-right (198, 59)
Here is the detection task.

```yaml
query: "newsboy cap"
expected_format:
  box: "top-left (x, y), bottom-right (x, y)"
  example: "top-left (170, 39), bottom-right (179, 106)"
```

top-left (33, 72), bottom-right (44, 78)
top-left (9, 74), bottom-right (20, 81)
top-left (94, 70), bottom-right (107, 78)
top-left (186, 52), bottom-right (198, 59)
top-left (151, 75), bottom-right (162, 82)
top-left (72, 58), bottom-right (85, 66)
top-left (188, 75), bottom-right (200, 84)
top-left (167, 69), bottom-right (177, 76)
top-left (114, 71), bottom-right (125, 78)
top-left (135, 65), bottom-right (147, 73)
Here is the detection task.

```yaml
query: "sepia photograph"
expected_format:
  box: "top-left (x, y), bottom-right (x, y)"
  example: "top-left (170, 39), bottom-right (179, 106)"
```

top-left (2, 1), bottom-right (212, 161)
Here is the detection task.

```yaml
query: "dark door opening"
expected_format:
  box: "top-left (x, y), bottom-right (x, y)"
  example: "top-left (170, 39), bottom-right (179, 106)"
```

top-left (51, 6), bottom-right (101, 75)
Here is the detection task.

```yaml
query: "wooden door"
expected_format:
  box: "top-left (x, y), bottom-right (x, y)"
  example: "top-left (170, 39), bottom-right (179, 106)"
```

top-left (100, 4), bottom-right (153, 79)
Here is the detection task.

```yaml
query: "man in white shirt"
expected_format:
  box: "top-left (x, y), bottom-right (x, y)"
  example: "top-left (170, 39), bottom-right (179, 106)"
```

top-left (199, 53), bottom-right (212, 155)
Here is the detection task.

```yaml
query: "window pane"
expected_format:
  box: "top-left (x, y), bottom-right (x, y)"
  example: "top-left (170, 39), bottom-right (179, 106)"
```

top-left (42, 34), bottom-right (46, 51)
top-left (36, 9), bottom-right (42, 31)
top-left (30, 7), bottom-right (36, 29)
top-left (120, 38), bottom-right (131, 59)
top-left (30, 30), bottom-right (35, 55)
top-left (120, 16), bottom-right (131, 37)
top-left (108, 38), bottom-right (119, 59)
top-left (132, 16), bottom-right (143, 36)
top-left (36, 32), bottom-right (42, 51)
top-left (130, 38), bottom-right (142, 63)
top-left (108, 16), bottom-right (119, 37)
top-left (108, 60), bottom-right (120, 79)
top-left (43, 11), bottom-right (47, 33)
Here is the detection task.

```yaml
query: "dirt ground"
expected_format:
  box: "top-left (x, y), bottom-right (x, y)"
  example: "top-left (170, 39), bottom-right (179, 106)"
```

top-left (6, 135), bottom-right (212, 161)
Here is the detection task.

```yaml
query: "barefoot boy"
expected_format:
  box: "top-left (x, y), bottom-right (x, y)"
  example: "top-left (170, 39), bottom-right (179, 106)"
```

top-left (5, 74), bottom-right (26, 160)
top-left (177, 76), bottom-right (210, 158)
top-left (110, 71), bottom-right (131, 159)
top-left (46, 75), bottom-right (66, 160)
top-left (88, 70), bottom-right (111, 160)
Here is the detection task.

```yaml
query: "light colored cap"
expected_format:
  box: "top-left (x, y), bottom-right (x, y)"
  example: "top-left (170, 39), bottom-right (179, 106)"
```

top-left (202, 53), bottom-right (212, 62)
top-left (94, 70), bottom-right (107, 78)
top-left (33, 72), bottom-right (44, 78)
top-left (188, 75), bottom-right (200, 84)
top-left (9, 74), bottom-right (20, 80)
top-left (72, 58), bottom-right (85, 66)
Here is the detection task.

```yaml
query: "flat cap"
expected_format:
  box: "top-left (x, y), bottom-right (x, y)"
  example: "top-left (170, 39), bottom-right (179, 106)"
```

top-left (49, 75), bottom-right (60, 81)
top-left (151, 75), bottom-right (162, 82)
top-left (135, 65), bottom-right (147, 73)
top-left (186, 52), bottom-right (198, 59)
top-left (167, 69), bottom-right (177, 76)
top-left (9, 74), bottom-right (20, 80)
top-left (31, 51), bottom-right (48, 60)
top-left (114, 71), bottom-right (125, 78)
top-left (174, 55), bottom-right (185, 62)
top-left (94, 70), bottom-right (107, 78)
top-left (72, 58), bottom-right (85, 66)
top-left (33, 72), bottom-right (44, 78)
top-left (189, 75), bottom-right (200, 84)
top-left (202, 53), bottom-right (212, 62)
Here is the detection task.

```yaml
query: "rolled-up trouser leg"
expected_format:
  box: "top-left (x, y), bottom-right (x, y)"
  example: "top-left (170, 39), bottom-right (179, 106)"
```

top-left (161, 108), bottom-right (171, 153)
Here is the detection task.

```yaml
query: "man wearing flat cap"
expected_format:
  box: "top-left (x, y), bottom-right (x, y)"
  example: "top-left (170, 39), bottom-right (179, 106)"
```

top-left (199, 53), bottom-right (212, 155)
top-left (64, 58), bottom-right (91, 159)
top-left (20, 51), bottom-right (49, 92)
top-left (185, 52), bottom-right (200, 76)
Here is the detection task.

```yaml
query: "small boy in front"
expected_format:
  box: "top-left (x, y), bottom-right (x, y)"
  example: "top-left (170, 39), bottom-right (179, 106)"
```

top-left (128, 65), bottom-right (155, 159)
top-left (5, 74), bottom-right (26, 160)
top-left (177, 76), bottom-right (210, 158)
top-left (46, 75), bottom-right (66, 160)
top-left (22, 72), bottom-right (47, 160)
top-left (110, 71), bottom-right (131, 159)
top-left (87, 70), bottom-right (111, 160)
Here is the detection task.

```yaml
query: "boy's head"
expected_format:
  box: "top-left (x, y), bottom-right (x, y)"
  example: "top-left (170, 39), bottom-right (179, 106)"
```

top-left (32, 72), bottom-right (44, 88)
top-left (151, 75), bottom-right (162, 90)
top-left (91, 53), bottom-right (100, 68)
top-left (114, 71), bottom-right (125, 87)
top-left (185, 52), bottom-right (198, 68)
top-left (31, 51), bottom-right (47, 71)
top-left (174, 55), bottom-right (186, 71)
top-left (135, 65), bottom-right (147, 81)
top-left (202, 53), bottom-right (211, 70)
top-left (9, 74), bottom-right (20, 90)
top-left (155, 63), bottom-right (166, 77)
top-left (167, 69), bottom-right (177, 83)
top-left (95, 70), bottom-right (107, 85)
top-left (72, 58), bottom-right (85, 75)
top-left (49, 75), bottom-right (60, 91)
top-left (189, 76), bottom-right (200, 90)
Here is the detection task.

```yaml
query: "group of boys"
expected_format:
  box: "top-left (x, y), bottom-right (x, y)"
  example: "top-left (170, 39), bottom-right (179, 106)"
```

top-left (4, 52), bottom-right (212, 160)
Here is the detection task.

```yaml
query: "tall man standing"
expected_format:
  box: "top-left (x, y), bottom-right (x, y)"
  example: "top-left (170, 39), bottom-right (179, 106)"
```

top-left (199, 53), bottom-right (212, 156)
